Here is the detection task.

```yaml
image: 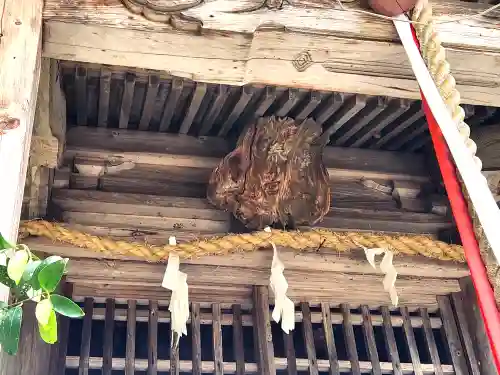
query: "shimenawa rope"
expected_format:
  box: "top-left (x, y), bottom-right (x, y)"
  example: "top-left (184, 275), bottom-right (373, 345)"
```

top-left (18, 220), bottom-right (465, 263)
top-left (411, 0), bottom-right (500, 304)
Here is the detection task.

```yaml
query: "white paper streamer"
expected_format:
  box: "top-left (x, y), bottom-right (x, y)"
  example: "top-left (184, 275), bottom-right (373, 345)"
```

top-left (162, 236), bottom-right (189, 347)
top-left (357, 242), bottom-right (399, 306)
top-left (265, 227), bottom-right (295, 334)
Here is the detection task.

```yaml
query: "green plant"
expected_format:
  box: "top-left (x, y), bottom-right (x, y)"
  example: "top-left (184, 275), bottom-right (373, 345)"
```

top-left (0, 233), bottom-right (84, 355)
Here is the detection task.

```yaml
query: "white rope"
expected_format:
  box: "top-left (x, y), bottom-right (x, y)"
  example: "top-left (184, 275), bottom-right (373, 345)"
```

top-left (393, 15), bottom-right (500, 265)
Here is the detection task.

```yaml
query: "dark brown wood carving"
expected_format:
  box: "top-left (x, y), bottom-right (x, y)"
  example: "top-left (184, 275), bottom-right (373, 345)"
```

top-left (207, 116), bottom-right (331, 229)
top-left (120, 0), bottom-right (204, 32)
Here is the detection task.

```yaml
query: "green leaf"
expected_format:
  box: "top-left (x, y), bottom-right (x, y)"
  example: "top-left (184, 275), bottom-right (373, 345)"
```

top-left (35, 299), bottom-right (53, 326)
top-left (0, 266), bottom-right (15, 289)
top-left (26, 287), bottom-right (42, 303)
top-left (7, 250), bottom-right (29, 285)
top-left (0, 301), bottom-right (7, 309)
top-left (37, 256), bottom-right (66, 293)
top-left (50, 294), bottom-right (85, 318)
top-left (0, 306), bottom-right (23, 355)
top-left (50, 295), bottom-right (84, 318)
top-left (38, 309), bottom-right (58, 344)
top-left (22, 260), bottom-right (42, 283)
top-left (0, 233), bottom-right (14, 251)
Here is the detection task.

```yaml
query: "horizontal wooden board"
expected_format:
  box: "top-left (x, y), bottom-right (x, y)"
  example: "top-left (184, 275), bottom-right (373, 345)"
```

top-left (50, 187), bottom-right (450, 235)
top-left (42, 0), bottom-right (500, 105)
top-left (63, 127), bottom-right (431, 182)
top-left (65, 258), bottom-right (461, 308)
top-left (24, 236), bottom-right (469, 280)
top-left (83, 305), bottom-right (444, 329)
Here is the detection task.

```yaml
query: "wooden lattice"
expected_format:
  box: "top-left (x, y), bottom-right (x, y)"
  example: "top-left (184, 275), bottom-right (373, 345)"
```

top-left (53, 284), bottom-right (486, 375)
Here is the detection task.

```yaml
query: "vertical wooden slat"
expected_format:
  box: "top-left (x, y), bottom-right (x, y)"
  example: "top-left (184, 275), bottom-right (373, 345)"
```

top-left (253, 286), bottom-right (276, 375)
top-left (400, 306), bottom-right (423, 375)
top-left (75, 66), bottom-right (87, 126)
top-left (283, 331), bottom-right (297, 375)
top-left (255, 86), bottom-right (281, 117)
top-left (199, 85), bottom-right (229, 136)
top-left (170, 310), bottom-right (180, 375)
top-left (102, 298), bottom-right (115, 375)
top-left (381, 306), bottom-right (403, 375)
top-left (320, 303), bottom-right (340, 375)
top-left (372, 107), bottom-right (424, 148)
top-left (334, 96), bottom-right (388, 146)
top-left (148, 300), bottom-right (158, 375)
top-left (341, 304), bottom-right (361, 375)
top-left (139, 75), bottom-right (160, 130)
top-left (320, 95), bottom-right (367, 143)
top-left (119, 73), bottom-right (136, 129)
top-left (451, 292), bottom-right (481, 375)
top-left (191, 303), bottom-right (202, 375)
top-left (386, 119), bottom-right (428, 151)
top-left (179, 82), bottom-right (207, 134)
top-left (78, 297), bottom-right (94, 375)
top-left (459, 277), bottom-right (498, 375)
top-left (295, 91), bottom-right (322, 122)
top-left (276, 88), bottom-right (302, 117)
top-left (98, 68), bottom-right (111, 127)
top-left (159, 78), bottom-right (183, 132)
top-left (213, 303), bottom-right (224, 375)
top-left (437, 295), bottom-right (470, 375)
top-left (316, 92), bottom-right (344, 126)
top-left (301, 302), bottom-right (319, 375)
top-left (125, 300), bottom-right (136, 375)
top-left (361, 305), bottom-right (382, 375)
top-left (420, 307), bottom-right (444, 375)
top-left (52, 283), bottom-right (72, 375)
top-left (351, 99), bottom-right (411, 147)
top-left (218, 86), bottom-right (253, 136)
top-left (232, 304), bottom-right (245, 375)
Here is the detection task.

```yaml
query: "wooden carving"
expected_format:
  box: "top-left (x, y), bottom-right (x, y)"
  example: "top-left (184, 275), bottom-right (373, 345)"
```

top-left (120, 0), bottom-right (204, 32)
top-left (207, 116), bottom-right (331, 229)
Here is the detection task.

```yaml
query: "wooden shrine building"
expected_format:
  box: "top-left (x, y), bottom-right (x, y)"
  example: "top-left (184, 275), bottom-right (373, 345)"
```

top-left (0, 0), bottom-right (499, 374)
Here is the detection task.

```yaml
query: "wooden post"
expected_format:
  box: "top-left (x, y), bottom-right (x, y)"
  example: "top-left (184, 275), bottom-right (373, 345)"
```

top-left (252, 286), bottom-right (276, 375)
top-left (459, 277), bottom-right (499, 375)
top-left (0, 0), bottom-right (43, 372)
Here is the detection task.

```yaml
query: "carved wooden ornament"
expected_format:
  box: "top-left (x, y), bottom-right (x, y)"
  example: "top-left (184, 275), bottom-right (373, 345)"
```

top-left (207, 116), bottom-right (331, 229)
top-left (120, 0), bottom-right (204, 32)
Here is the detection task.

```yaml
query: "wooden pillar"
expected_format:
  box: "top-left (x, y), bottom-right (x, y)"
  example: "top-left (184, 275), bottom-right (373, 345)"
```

top-left (252, 286), bottom-right (276, 375)
top-left (26, 57), bottom-right (66, 218)
top-left (459, 277), bottom-right (499, 375)
top-left (0, 0), bottom-right (44, 371)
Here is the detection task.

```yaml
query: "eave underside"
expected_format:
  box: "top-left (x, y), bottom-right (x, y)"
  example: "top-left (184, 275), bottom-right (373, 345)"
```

top-left (41, 0), bottom-right (500, 106)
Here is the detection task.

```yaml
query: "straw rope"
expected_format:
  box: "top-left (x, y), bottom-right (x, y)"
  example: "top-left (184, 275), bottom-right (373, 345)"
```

top-left (412, 0), bottom-right (500, 304)
top-left (18, 220), bottom-right (465, 263)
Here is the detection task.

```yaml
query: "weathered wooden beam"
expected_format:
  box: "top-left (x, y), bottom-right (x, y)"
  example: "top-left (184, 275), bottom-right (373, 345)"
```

top-left (59, 257), bottom-right (463, 308)
top-left (0, 0), bottom-right (43, 370)
top-left (24, 235), bottom-right (469, 280)
top-left (63, 127), bottom-right (431, 182)
top-left (42, 0), bottom-right (500, 105)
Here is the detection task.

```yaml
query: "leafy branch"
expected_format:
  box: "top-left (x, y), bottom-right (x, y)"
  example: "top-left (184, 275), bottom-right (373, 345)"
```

top-left (0, 233), bottom-right (84, 355)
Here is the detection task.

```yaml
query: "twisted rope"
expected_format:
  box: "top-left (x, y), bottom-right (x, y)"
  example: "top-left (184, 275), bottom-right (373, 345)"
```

top-left (19, 220), bottom-right (465, 263)
top-left (412, 0), bottom-right (500, 304)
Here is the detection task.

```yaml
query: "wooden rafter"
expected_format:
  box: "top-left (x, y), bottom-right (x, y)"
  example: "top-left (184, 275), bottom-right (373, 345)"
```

top-left (42, 0), bottom-right (500, 105)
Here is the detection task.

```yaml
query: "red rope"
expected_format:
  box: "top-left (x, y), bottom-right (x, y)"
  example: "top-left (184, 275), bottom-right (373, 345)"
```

top-left (410, 26), bottom-right (500, 370)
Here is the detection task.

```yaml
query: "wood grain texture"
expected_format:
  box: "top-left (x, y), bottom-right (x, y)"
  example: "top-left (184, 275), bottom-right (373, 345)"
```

top-left (253, 286), bottom-right (276, 375)
top-left (125, 300), bottom-right (136, 375)
top-left (0, 0), bottom-right (43, 317)
top-left (41, 0), bottom-right (500, 105)
top-left (191, 303), bottom-right (202, 375)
